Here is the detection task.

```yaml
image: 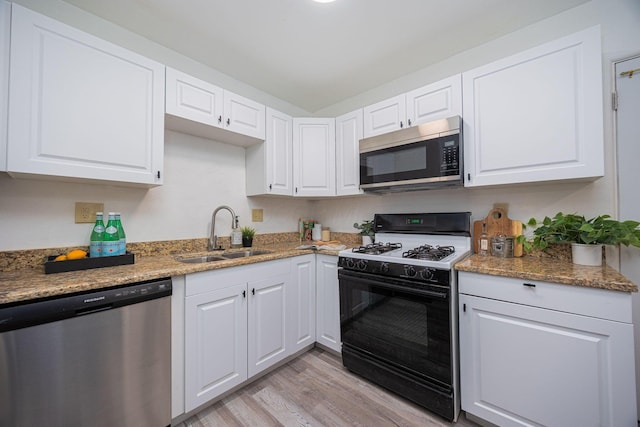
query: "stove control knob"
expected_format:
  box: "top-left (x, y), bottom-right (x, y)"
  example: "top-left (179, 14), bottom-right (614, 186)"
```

top-left (420, 268), bottom-right (434, 281)
top-left (346, 258), bottom-right (355, 269)
top-left (357, 259), bottom-right (368, 271)
top-left (380, 262), bottom-right (390, 273)
top-left (405, 265), bottom-right (417, 277)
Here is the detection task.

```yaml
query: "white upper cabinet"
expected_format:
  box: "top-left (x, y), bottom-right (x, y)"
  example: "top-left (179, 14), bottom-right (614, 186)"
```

top-left (335, 109), bottom-right (363, 196)
top-left (166, 67), bottom-right (223, 129)
top-left (165, 67), bottom-right (265, 145)
top-left (363, 75), bottom-right (462, 138)
top-left (7, 4), bottom-right (165, 186)
top-left (293, 118), bottom-right (336, 197)
top-left (406, 74), bottom-right (462, 127)
top-left (463, 26), bottom-right (604, 187)
top-left (0, 0), bottom-right (10, 172)
top-left (363, 94), bottom-right (406, 138)
top-left (246, 107), bottom-right (293, 196)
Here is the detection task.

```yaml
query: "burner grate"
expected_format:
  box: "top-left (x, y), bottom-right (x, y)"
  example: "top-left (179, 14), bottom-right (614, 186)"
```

top-left (352, 242), bottom-right (402, 255)
top-left (403, 245), bottom-right (455, 261)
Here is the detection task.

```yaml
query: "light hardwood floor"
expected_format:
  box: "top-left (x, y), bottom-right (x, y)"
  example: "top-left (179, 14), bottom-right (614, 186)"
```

top-left (177, 347), bottom-right (480, 427)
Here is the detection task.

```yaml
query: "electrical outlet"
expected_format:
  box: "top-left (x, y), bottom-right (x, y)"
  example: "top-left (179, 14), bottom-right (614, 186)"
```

top-left (252, 209), bottom-right (264, 222)
top-left (75, 202), bottom-right (104, 223)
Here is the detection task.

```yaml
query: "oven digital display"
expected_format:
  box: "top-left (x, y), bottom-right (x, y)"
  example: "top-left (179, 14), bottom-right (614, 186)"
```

top-left (407, 218), bottom-right (422, 224)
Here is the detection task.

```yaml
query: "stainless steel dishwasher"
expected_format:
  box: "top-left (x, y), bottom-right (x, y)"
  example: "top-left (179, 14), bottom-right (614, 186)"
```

top-left (0, 277), bottom-right (172, 427)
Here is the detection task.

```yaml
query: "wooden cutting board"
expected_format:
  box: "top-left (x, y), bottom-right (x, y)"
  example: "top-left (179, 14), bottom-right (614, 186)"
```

top-left (473, 208), bottom-right (524, 257)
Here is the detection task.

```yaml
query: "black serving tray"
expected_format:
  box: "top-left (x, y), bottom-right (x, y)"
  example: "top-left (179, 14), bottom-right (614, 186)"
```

top-left (44, 252), bottom-right (135, 274)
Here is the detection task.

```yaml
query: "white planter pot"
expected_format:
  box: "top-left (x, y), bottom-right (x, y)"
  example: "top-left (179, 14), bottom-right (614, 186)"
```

top-left (362, 236), bottom-right (373, 246)
top-left (571, 243), bottom-right (603, 266)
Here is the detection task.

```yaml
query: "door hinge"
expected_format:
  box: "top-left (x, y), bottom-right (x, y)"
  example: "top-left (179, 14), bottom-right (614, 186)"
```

top-left (612, 92), bottom-right (618, 111)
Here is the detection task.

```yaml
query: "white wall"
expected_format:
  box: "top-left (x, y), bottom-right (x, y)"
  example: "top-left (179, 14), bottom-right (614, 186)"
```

top-left (310, 0), bottom-right (640, 236)
top-left (0, 131), bottom-right (312, 250)
top-left (1, 0), bottom-right (638, 251)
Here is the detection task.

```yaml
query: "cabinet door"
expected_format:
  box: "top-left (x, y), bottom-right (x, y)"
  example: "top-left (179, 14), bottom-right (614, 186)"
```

top-left (8, 4), bottom-right (164, 185)
top-left (0, 1), bottom-right (9, 171)
top-left (363, 94), bottom-right (406, 138)
top-left (463, 26), bottom-right (603, 187)
top-left (247, 273), bottom-right (289, 377)
top-left (246, 107), bottom-right (293, 196)
top-left (315, 255), bottom-right (341, 353)
top-left (406, 74), bottom-right (461, 127)
top-left (165, 67), bottom-right (223, 128)
top-left (336, 109), bottom-right (363, 196)
top-left (459, 294), bottom-right (636, 427)
top-left (185, 282), bottom-right (247, 412)
top-left (292, 118), bottom-right (336, 197)
top-left (223, 90), bottom-right (265, 140)
top-left (289, 255), bottom-right (316, 353)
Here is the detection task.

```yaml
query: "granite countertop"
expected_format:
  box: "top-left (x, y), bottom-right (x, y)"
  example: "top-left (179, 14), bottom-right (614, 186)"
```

top-left (0, 242), bottom-right (343, 306)
top-left (455, 254), bottom-right (638, 293)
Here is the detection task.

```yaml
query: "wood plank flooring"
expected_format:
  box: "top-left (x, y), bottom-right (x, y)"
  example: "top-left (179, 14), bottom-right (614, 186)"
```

top-left (176, 347), bottom-right (480, 427)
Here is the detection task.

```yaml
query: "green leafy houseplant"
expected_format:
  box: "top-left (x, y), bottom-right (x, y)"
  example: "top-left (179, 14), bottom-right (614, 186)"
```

top-left (241, 226), bottom-right (256, 247)
top-left (241, 226), bottom-right (256, 239)
top-left (520, 212), bottom-right (640, 251)
top-left (353, 220), bottom-right (374, 237)
top-left (517, 212), bottom-right (640, 265)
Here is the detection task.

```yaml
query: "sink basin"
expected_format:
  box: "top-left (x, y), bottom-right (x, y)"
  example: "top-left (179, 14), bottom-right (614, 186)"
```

top-left (176, 249), bottom-right (272, 263)
top-left (176, 255), bottom-right (227, 263)
top-left (220, 249), bottom-right (272, 259)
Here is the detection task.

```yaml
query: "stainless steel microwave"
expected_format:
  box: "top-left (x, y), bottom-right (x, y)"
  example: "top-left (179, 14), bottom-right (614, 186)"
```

top-left (359, 116), bottom-right (462, 193)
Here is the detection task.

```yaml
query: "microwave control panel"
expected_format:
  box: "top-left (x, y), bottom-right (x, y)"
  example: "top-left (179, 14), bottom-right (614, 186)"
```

top-left (440, 139), bottom-right (459, 173)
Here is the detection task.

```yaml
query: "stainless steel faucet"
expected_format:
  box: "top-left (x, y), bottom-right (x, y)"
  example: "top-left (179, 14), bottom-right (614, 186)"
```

top-left (209, 206), bottom-right (238, 250)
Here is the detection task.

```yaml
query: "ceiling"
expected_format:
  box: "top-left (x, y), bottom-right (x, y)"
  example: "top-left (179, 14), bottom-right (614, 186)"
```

top-left (61, 0), bottom-right (589, 113)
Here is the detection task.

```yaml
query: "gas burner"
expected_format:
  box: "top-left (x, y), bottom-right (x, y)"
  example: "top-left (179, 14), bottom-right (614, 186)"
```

top-left (352, 242), bottom-right (402, 255)
top-left (403, 245), bottom-right (456, 261)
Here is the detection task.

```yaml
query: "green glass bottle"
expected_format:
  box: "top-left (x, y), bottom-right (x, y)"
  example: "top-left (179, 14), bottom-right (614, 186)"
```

top-left (102, 212), bottom-right (120, 257)
top-left (115, 212), bottom-right (126, 256)
top-left (89, 212), bottom-right (105, 258)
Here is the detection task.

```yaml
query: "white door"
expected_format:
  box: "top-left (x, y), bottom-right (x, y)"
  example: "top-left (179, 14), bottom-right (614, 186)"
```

top-left (315, 255), bottom-right (341, 353)
top-left (165, 67), bottom-right (224, 128)
top-left (247, 274), bottom-right (288, 377)
top-left (615, 55), bottom-right (640, 417)
top-left (292, 118), bottom-right (336, 197)
top-left (8, 4), bottom-right (164, 185)
top-left (184, 283), bottom-right (247, 412)
top-left (335, 109), bottom-right (363, 196)
top-left (223, 90), bottom-right (265, 140)
top-left (289, 255), bottom-right (316, 352)
top-left (406, 74), bottom-right (462, 127)
top-left (363, 94), bottom-right (406, 138)
top-left (0, 0), bottom-right (9, 171)
top-left (265, 108), bottom-right (293, 195)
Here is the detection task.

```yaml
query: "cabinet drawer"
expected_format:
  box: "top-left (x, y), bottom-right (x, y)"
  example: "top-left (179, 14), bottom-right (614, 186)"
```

top-left (458, 271), bottom-right (632, 323)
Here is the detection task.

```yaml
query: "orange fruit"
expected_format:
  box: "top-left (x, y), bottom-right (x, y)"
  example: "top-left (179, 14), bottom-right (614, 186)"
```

top-left (54, 254), bottom-right (67, 261)
top-left (66, 249), bottom-right (87, 260)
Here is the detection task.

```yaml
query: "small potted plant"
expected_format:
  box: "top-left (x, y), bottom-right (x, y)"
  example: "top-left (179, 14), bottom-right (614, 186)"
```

top-left (353, 220), bottom-right (375, 245)
top-left (520, 212), bottom-right (640, 266)
top-left (241, 226), bottom-right (256, 247)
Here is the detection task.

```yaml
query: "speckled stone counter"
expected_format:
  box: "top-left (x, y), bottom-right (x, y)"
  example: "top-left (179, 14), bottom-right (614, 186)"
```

top-left (455, 254), bottom-right (637, 293)
top-left (0, 237), bottom-right (350, 306)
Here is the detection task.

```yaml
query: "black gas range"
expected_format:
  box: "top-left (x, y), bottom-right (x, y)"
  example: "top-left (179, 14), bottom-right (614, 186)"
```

top-left (338, 212), bottom-right (471, 422)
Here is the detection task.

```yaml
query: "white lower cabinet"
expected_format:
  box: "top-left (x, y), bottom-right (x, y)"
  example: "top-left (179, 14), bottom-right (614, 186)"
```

top-left (459, 271), bottom-right (636, 427)
top-left (247, 273), bottom-right (289, 378)
top-left (0, 0), bottom-right (9, 171)
top-left (315, 254), bottom-right (341, 353)
top-left (289, 255), bottom-right (316, 353)
top-left (182, 256), bottom-right (320, 415)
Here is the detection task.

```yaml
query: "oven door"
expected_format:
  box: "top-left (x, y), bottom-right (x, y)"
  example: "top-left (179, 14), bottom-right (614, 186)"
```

top-left (338, 268), bottom-right (452, 388)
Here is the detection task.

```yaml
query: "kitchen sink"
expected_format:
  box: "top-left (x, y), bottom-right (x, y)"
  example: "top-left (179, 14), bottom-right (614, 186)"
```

top-left (220, 249), bottom-right (272, 259)
top-left (176, 255), bottom-right (228, 263)
top-left (175, 249), bottom-right (272, 263)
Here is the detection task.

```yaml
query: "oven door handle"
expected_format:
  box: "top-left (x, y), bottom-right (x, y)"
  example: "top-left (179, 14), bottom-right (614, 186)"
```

top-left (339, 270), bottom-right (448, 300)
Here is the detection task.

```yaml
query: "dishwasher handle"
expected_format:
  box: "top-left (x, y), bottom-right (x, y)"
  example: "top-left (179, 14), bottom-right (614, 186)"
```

top-left (0, 277), bottom-right (172, 333)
